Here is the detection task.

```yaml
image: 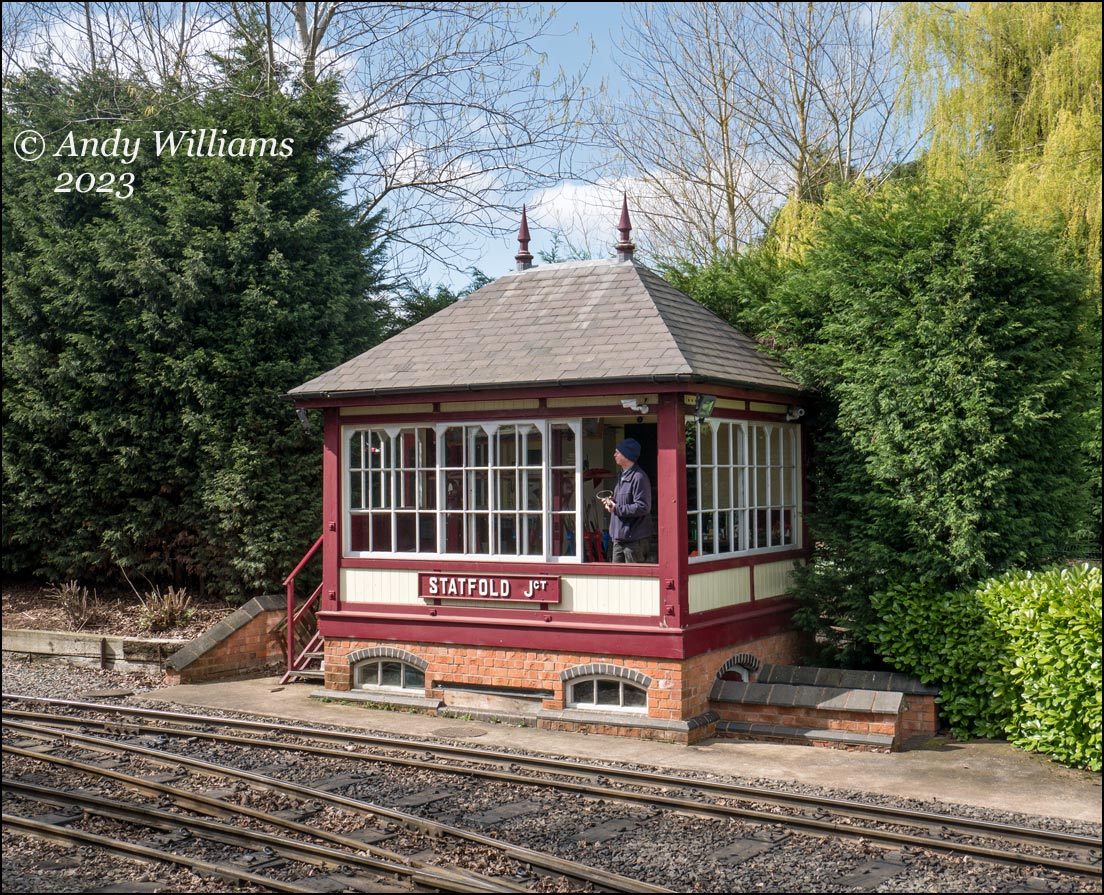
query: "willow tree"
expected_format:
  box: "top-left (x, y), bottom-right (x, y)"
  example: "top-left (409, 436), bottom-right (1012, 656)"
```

top-left (898, 2), bottom-right (1101, 546)
top-left (899, 2), bottom-right (1102, 268)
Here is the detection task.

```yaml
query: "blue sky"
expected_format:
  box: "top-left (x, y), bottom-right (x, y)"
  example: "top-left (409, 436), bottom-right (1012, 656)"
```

top-left (435, 2), bottom-right (627, 289)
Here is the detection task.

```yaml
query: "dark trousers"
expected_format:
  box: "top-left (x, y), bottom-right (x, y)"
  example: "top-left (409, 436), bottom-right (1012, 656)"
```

top-left (611, 536), bottom-right (651, 563)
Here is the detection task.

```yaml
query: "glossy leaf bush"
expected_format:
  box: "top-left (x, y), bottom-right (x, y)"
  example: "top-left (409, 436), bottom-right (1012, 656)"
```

top-left (872, 564), bottom-right (1101, 770)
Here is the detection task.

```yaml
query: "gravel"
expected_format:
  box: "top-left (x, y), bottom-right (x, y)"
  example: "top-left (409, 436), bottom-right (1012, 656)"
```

top-left (4, 653), bottom-right (1102, 894)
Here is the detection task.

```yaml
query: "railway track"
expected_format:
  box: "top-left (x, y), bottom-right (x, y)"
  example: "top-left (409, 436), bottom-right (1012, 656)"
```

top-left (3, 694), bottom-right (1101, 892)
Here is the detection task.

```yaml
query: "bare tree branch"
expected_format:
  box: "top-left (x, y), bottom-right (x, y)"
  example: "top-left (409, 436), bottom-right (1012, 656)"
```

top-left (3, 2), bottom-right (594, 280)
top-left (594, 1), bottom-right (914, 264)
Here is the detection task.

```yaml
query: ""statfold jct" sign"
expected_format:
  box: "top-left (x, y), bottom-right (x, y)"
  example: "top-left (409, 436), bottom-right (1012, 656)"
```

top-left (418, 572), bottom-right (561, 603)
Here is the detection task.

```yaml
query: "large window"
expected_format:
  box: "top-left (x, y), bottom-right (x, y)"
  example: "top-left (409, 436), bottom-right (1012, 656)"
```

top-left (687, 420), bottom-right (799, 559)
top-left (346, 421), bottom-right (580, 560)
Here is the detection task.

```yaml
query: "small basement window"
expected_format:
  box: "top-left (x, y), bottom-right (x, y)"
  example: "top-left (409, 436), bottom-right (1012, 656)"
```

top-left (567, 676), bottom-right (647, 712)
top-left (355, 660), bottom-right (425, 691)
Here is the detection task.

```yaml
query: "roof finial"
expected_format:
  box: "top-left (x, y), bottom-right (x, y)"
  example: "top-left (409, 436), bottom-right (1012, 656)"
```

top-left (615, 193), bottom-right (635, 262)
top-left (515, 205), bottom-right (534, 271)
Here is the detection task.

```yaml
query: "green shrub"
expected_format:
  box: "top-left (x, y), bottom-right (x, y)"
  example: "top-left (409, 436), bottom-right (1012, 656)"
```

top-left (871, 564), bottom-right (1102, 770)
top-left (870, 580), bottom-right (1014, 738)
top-left (978, 565), bottom-right (1102, 771)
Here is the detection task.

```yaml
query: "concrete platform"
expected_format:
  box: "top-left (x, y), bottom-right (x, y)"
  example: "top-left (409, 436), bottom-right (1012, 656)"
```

top-left (141, 675), bottom-right (1102, 826)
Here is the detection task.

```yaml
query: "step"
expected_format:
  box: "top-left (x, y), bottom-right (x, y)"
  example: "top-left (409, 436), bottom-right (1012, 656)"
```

top-left (287, 668), bottom-right (325, 680)
top-left (716, 720), bottom-right (895, 752)
top-left (757, 663), bottom-right (939, 696)
top-left (711, 679), bottom-right (905, 715)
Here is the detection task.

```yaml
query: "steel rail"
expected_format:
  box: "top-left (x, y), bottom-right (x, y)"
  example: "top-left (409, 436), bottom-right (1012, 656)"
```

top-left (3, 776), bottom-right (507, 893)
top-left (3, 718), bottom-right (672, 894)
top-left (2, 767), bottom-right (517, 894)
top-left (4, 698), bottom-right (1101, 877)
top-left (5, 693), bottom-right (1096, 855)
top-left (1, 812), bottom-right (320, 893)
top-left (3, 750), bottom-right (516, 895)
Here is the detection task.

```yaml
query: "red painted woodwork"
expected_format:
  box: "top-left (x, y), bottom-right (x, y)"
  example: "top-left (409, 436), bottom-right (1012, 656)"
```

top-left (686, 546), bottom-right (807, 575)
top-left (318, 597), bottom-right (794, 660)
top-left (342, 556), bottom-right (658, 575)
top-left (304, 382), bottom-right (808, 670)
top-left (322, 408), bottom-right (341, 612)
top-left (656, 392), bottom-right (689, 626)
top-left (291, 379), bottom-right (803, 411)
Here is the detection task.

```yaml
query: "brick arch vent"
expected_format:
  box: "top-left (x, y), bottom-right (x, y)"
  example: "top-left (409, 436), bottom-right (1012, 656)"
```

top-left (717, 653), bottom-right (761, 682)
top-left (559, 663), bottom-right (653, 689)
top-left (346, 646), bottom-right (428, 671)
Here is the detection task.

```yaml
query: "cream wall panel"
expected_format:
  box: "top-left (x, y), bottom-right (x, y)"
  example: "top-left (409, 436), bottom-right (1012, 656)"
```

top-left (546, 394), bottom-right (657, 408)
top-left (688, 567), bottom-right (751, 613)
top-left (561, 575), bottom-right (655, 615)
top-left (340, 404), bottom-right (434, 416)
top-left (340, 569), bottom-right (656, 615)
top-left (755, 559), bottom-right (799, 599)
top-left (749, 401), bottom-right (788, 413)
top-left (341, 568), bottom-right (421, 604)
top-left (439, 399), bottom-right (540, 412)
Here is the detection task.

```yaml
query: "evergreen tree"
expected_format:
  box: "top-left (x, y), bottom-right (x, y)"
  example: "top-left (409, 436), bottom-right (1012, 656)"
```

top-left (762, 180), bottom-right (1093, 664)
top-left (898, 1), bottom-right (1102, 545)
top-left (3, 44), bottom-right (388, 597)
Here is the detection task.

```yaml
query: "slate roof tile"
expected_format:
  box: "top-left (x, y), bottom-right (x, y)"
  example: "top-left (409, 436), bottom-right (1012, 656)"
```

top-left (289, 259), bottom-right (802, 398)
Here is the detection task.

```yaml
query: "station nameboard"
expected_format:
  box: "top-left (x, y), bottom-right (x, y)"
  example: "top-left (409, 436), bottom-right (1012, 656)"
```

top-left (418, 573), bottom-right (560, 603)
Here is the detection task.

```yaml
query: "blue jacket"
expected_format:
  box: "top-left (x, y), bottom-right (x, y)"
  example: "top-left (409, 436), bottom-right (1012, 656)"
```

top-left (609, 463), bottom-right (653, 542)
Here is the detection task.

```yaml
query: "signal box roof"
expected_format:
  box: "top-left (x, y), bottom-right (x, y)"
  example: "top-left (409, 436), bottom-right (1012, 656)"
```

top-left (289, 259), bottom-right (802, 400)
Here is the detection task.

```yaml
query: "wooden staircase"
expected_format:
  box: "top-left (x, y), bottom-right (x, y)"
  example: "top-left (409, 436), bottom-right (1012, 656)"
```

top-left (279, 535), bottom-right (325, 685)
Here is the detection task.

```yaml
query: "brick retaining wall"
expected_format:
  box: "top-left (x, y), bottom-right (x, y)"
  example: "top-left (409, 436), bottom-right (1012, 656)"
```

top-left (164, 594), bottom-right (285, 684)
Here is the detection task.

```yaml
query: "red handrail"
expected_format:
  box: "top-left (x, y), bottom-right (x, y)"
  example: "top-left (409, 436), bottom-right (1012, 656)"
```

top-left (285, 535), bottom-right (324, 676)
top-left (284, 534), bottom-right (324, 586)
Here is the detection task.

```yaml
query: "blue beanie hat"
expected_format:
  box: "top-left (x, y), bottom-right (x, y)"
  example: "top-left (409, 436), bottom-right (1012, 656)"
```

top-left (616, 438), bottom-right (642, 463)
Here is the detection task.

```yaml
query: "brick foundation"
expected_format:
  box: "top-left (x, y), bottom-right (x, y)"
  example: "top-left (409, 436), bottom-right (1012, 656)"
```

top-left (323, 628), bottom-right (805, 743)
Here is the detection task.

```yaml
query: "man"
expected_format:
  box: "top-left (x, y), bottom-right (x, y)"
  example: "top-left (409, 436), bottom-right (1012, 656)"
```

top-left (601, 438), bottom-right (653, 563)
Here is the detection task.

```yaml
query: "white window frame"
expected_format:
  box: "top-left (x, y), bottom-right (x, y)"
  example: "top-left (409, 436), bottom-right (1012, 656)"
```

top-left (344, 419), bottom-right (583, 562)
top-left (688, 419), bottom-right (800, 562)
top-left (354, 659), bottom-right (426, 691)
top-left (566, 675), bottom-right (649, 713)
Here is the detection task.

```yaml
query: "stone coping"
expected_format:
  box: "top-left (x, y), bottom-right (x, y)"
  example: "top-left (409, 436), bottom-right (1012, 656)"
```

top-left (310, 688), bottom-right (443, 711)
top-left (711, 679), bottom-right (904, 714)
top-left (717, 719), bottom-right (895, 749)
top-left (757, 664), bottom-right (939, 696)
top-left (165, 593), bottom-right (284, 672)
top-left (537, 708), bottom-right (719, 733)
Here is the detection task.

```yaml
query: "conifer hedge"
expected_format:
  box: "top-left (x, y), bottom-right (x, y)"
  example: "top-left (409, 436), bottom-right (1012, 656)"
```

top-left (2, 47), bottom-right (388, 598)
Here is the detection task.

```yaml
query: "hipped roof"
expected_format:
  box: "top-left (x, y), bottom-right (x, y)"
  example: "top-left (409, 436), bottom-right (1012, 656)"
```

top-left (288, 259), bottom-right (802, 400)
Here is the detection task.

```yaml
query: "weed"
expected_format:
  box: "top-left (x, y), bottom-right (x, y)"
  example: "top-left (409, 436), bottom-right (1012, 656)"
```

top-left (46, 580), bottom-right (103, 631)
top-left (137, 585), bottom-right (193, 633)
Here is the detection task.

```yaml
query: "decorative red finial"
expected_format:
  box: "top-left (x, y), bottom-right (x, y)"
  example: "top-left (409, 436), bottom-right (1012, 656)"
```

top-left (515, 205), bottom-right (534, 271)
top-left (615, 193), bottom-right (635, 262)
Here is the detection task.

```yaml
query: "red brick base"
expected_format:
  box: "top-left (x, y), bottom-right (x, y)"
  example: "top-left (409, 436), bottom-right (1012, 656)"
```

top-left (323, 629), bottom-right (805, 743)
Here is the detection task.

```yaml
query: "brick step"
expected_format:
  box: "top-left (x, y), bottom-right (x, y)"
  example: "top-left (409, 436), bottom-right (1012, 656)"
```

top-left (712, 679), bottom-right (904, 714)
top-left (716, 720), bottom-right (895, 752)
top-left (710, 679), bottom-right (909, 748)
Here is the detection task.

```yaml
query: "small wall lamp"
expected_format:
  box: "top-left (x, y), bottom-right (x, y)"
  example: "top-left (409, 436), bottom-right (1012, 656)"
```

top-left (785, 405), bottom-right (806, 422)
top-left (694, 395), bottom-right (717, 420)
top-left (620, 397), bottom-right (650, 414)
